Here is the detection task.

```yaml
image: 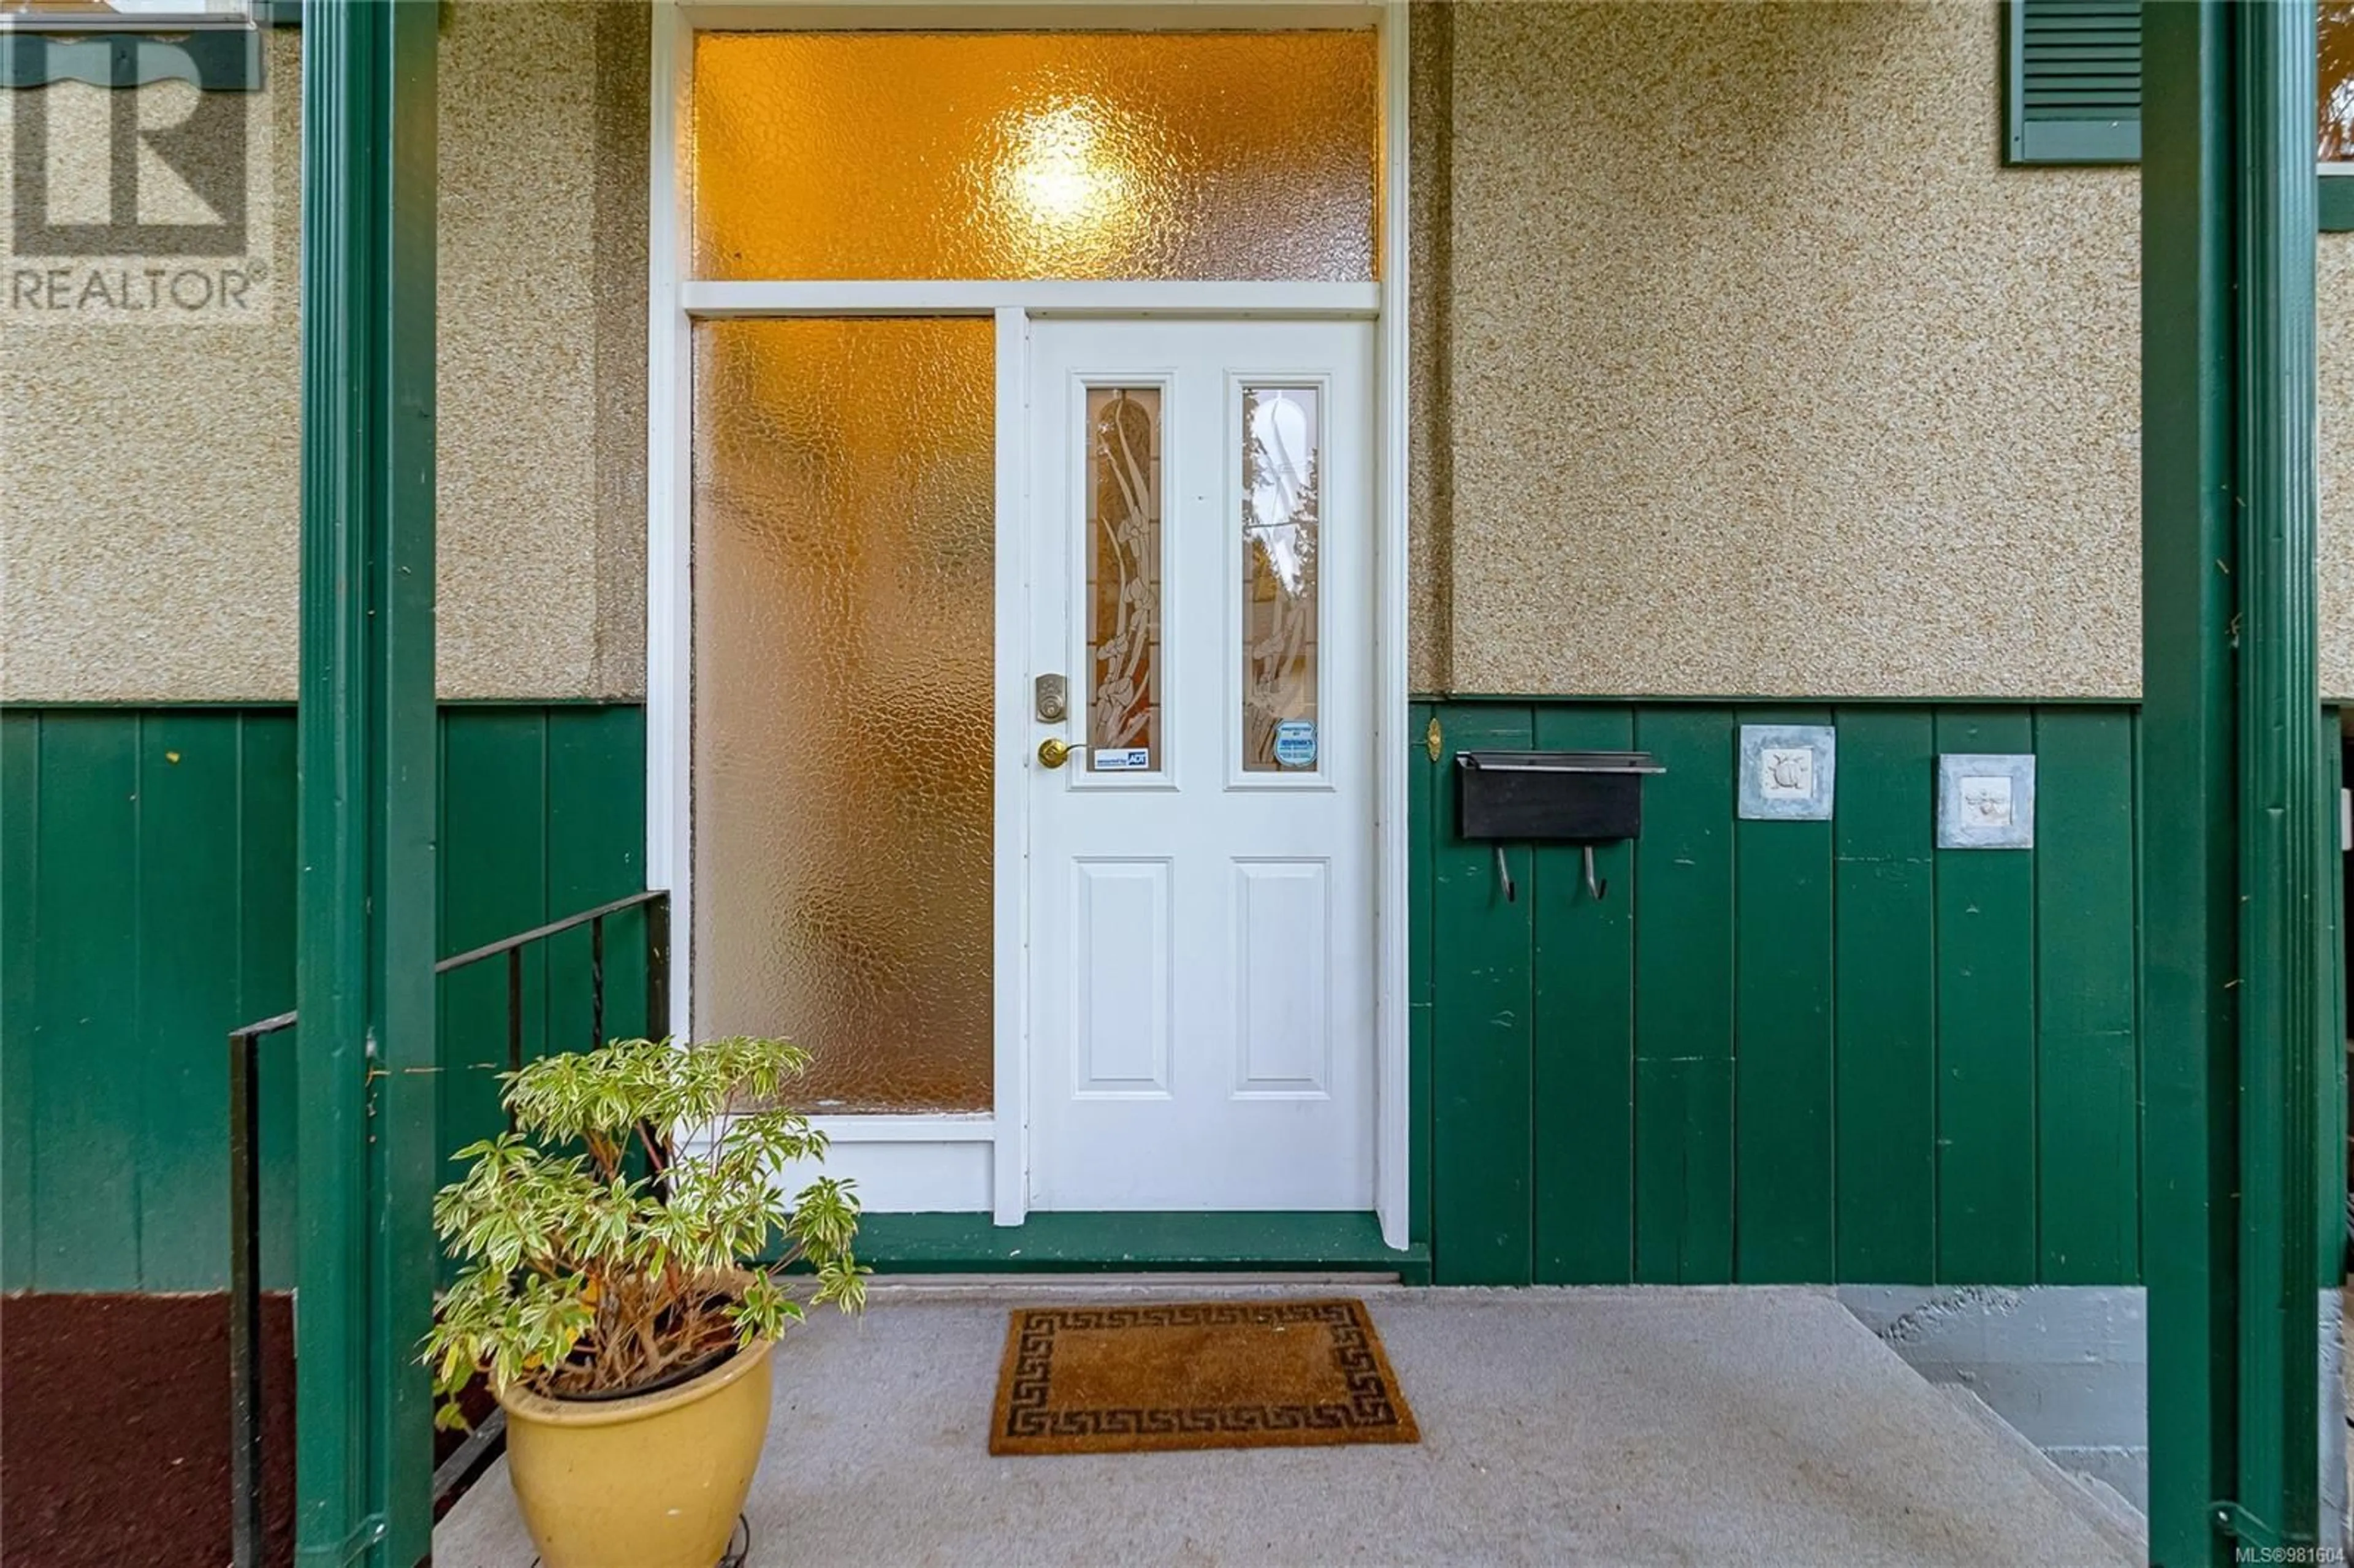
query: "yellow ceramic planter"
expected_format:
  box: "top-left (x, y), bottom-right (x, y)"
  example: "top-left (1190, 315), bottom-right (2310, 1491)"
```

top-left (498, 1337), bottom-right (773, 1568)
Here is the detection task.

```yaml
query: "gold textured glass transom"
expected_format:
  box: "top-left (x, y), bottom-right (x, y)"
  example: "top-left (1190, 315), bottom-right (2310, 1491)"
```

top-left (1242, 386), bottom-right (1321, 772)
top-left (1086, 387), bottom-right (1163, 774)
top-left (690, 31), bottom-right (1379, 281)
top-left (691, 318), bottom-right (995, 1113)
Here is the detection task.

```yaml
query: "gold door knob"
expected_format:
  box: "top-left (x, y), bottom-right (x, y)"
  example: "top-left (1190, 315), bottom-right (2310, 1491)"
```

top-left (1037, 737), bottom-right (1079, 769)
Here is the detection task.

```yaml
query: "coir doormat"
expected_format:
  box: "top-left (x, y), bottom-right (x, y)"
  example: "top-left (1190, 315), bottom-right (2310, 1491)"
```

top-left (989, 1298), bottom-right (1419, 1456)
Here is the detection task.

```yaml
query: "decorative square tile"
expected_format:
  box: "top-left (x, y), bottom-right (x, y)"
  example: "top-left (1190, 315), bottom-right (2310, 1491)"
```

top-left (1738, 725), bottom-right (1835, 820)
top-left (1937, 753), bottom-right (2036, 849)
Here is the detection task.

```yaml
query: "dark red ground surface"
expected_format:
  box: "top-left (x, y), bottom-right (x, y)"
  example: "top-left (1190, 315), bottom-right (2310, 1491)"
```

top-left (1, 1292), bottom-right (296, 1568)
top-left (3, 1293), bottom-right (500, 1567)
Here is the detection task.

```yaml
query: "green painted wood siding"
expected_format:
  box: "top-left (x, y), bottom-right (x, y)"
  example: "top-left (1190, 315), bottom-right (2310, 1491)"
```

top-left (0, 704), bottom-right (647, 1292)
top-left (1412, 699), bottom-right (2146, 1288)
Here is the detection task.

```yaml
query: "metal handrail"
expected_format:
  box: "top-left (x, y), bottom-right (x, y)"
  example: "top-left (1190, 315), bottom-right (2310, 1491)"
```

top-left (226, 888), bottom-right (671, 1568)
top-left (432, 888), bottom-right (668, 973)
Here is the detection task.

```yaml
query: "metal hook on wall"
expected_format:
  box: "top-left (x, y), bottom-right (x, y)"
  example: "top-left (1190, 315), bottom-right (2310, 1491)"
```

top-left (1495, 843), bottom-right (1515, 903)
top-left (1583, 844), bottom-right (1607, 902)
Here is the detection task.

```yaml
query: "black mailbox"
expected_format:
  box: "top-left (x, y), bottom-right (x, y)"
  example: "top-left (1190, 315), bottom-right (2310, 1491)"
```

top-left (1455, 750), bottom-right (1664, 842)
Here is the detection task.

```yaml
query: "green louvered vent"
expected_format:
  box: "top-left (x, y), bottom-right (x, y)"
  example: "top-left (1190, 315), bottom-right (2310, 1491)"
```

top-left (2008, 0), bottom-right (2142, 164)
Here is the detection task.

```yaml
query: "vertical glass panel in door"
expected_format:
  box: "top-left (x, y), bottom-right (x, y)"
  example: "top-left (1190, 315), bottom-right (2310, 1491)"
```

top-left (1242, 386), bottom-right (1321, 772)
top-left (2326, 4), bottom-right (2354, 161)
top-left (1086, 387), bottom-right (1162, 773)
top-left (691, 32), bottom-right (1379, 281)
top-left (692, 318), bottom-right (994, 1113)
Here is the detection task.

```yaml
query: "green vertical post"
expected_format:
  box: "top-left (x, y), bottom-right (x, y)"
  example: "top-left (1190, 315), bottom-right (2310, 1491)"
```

top-left (2142, 6), bottom-right (2238, 1557)
top-left (2231, 0), bottom-right (2323, 1548)
top-left (2143, 1), bottom-right (2324, 1560)
top-left (295, 2), bottom-right (438, 1566)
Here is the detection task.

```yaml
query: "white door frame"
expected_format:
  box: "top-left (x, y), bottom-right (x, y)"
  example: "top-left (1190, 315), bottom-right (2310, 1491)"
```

top-left (644, 0), bottom-right (1413, 1247)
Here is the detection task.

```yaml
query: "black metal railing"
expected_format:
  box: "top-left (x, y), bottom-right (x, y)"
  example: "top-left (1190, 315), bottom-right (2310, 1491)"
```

top-left (226, 888), bottom-right (671, 1568)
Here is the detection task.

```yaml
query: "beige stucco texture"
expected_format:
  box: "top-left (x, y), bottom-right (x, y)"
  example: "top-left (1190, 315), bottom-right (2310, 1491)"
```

top-left (2323, 231), bottom-right (2354, 697)
top-left (0, 39), bottom-right (300, 703)
top-left (1, 3), bottom-right (648, 704)
top-left (6, 4), bottom-right (2348, 706)
top-left (1421, 0), bottom-right (2151, 698)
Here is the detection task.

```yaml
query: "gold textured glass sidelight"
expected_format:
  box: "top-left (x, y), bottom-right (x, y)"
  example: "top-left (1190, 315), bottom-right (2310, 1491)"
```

top-left (1085, 387), bottom-right (1163, 774)
top-left (690, 31), bottom-right (1379, 281)
top-left (691, 318), bottom-right (995, 1113)
top-left (1241, 386), bottom-right (1321, 772)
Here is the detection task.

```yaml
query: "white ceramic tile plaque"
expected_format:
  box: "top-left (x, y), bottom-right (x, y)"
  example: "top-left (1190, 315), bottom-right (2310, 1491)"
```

top-left (1738, 725), bottom-right (1835, 820)
top-left (1937, 753), bottom-right (2035, 848)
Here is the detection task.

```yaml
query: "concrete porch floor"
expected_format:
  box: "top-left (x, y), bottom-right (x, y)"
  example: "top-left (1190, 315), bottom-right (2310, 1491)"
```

top-left (434, 1284), bottom-right (2144, 1567)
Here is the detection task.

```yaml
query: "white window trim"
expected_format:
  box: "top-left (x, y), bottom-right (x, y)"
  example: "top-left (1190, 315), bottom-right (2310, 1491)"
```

top-left (646, 0), bottom-right (1412, 1250)
top-left (683, 280), bottom-right (1381, 317)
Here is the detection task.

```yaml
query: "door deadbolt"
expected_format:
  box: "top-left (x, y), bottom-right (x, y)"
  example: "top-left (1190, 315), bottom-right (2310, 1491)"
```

top-left (1034, 673), bottom-right (1068, 722)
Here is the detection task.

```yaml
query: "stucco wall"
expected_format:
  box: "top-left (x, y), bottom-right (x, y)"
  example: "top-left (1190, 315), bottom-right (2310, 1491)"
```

top-left (4, 6), bottom-right (2346, 704)
top-left (2323, 230), bottom-right (2354, 695)
top-left (1406, 1), bottom-right (1455, 695)
top-left (0, 37), bottom-right (299, 702)
top-left (0, 3), bottom-right (649, 703)
top-left (439, 1), bottom-right (647, 700)
top-left (1411, 2), bottom-right (2354, 701)
top-left (1417, 0), bottom-right (2152, 699)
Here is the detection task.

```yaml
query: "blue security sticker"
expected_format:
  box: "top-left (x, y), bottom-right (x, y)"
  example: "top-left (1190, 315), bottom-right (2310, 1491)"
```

top-left (1095, 747), bottom-right (1152, 771)
top-left (1273, 720), bottom-right (1317, 769)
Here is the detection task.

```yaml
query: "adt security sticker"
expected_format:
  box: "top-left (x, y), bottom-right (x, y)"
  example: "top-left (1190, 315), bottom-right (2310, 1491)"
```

top-left (1273, 720), bottom-right (1317, 769)
top-left (1095, 747), bottom-right (1152, 771)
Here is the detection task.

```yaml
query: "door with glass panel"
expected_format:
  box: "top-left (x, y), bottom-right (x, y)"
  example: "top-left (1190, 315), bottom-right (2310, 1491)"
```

top-left (1026, 318), bottom-right (1374, 1211)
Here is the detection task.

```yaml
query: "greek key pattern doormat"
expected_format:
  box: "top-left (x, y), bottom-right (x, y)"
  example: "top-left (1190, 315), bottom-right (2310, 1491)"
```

top-left (989, 1299), bottom-right (1420, 1456)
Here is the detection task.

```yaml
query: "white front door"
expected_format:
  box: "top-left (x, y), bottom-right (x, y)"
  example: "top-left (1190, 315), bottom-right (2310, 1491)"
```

top-left (1024, 317), bottom-right (1375, 1212)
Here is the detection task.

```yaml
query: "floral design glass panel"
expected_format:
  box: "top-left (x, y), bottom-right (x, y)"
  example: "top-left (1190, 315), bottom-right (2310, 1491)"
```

top-left (2325, 4), bottom-right (2354, 163)
top-left (691, 32), bottom-right (1378, 281)
top-left (1241, 386), bottom-right (1321, 773)
top-left (691, 318), bottom-right (994, 1113)
top-left (1086, 388), bottom-right (1162, 774)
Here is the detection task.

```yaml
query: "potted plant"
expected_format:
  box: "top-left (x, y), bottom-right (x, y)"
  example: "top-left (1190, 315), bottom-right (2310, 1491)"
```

top-left (423, 1035), bottom-right (864, 1568)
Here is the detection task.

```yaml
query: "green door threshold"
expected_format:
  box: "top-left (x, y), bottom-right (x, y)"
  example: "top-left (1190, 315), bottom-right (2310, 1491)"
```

top-left (840, 1211), bottom-right (1430, 1285)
